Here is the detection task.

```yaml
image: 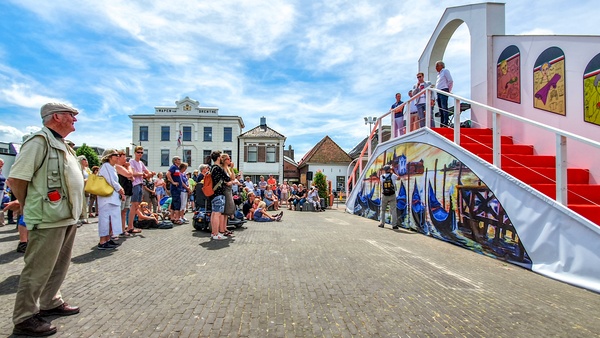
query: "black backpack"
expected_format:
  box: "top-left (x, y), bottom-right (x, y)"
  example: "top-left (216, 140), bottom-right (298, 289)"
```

top-left (382, 174), bottom-right (395, 196)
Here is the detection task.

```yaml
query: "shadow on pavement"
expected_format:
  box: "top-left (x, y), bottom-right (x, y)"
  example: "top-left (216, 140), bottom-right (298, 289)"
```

top-left (0, 274), bottom-right (19, 295)
top-left (0, 250), bottom-right (22, 265)
top-left (71, 246), bottom-right (120, 264)
top-left (0, 235), bottom-right (19, 243)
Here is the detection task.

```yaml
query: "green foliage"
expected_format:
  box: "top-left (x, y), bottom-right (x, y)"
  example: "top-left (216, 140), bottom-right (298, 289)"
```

top-left (313, 171), bottom-right (328, 201)
top-left (76, 143), bottom-right (100, 168)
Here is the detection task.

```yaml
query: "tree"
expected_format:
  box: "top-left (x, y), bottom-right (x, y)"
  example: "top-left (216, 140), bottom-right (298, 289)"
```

top-left (76, 143), bottom-right (100, 168)
top-left (313, 170), bottom-right (328, 206)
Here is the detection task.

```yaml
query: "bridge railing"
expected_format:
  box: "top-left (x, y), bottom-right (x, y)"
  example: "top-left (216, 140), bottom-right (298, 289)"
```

top-left (347, 86), bottom-right (600, 207)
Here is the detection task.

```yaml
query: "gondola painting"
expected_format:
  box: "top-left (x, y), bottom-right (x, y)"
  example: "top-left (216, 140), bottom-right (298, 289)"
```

top-left (353, 142), bottom-right (531, 267)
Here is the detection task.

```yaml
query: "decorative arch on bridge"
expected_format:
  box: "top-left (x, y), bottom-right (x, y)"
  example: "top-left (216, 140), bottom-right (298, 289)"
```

top-left (418, 3), bottom-right (505, 122)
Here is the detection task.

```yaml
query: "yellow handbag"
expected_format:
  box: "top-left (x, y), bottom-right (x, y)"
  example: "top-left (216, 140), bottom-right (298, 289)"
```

top-left (85, 174), bottom-right (114, 197)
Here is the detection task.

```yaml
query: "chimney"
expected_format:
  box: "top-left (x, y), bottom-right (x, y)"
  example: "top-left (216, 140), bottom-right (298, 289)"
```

top-left (260, 116), bottom-right (267, 130)
top-left (284, 145), bottom-right (294, 161)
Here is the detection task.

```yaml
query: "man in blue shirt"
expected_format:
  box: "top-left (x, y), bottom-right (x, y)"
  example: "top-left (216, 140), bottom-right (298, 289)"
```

top-left (166, 156), bottom-right (183, 224)
top-left (391, 93), bottom-right (404, 137)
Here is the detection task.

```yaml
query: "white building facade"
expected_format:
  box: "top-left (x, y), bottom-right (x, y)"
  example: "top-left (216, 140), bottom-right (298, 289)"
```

top-left (238, 118), bottom-right (285, 182)
top-left (129, 97), bottom-right (244, 171)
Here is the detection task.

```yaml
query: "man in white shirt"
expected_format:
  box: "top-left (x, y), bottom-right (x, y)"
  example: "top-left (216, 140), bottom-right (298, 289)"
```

top-left (435, 60), bottom-right (454, 127)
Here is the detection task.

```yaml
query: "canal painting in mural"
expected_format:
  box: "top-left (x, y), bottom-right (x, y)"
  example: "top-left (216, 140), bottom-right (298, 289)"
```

top-left (353, 142), bottom-right (532, 268)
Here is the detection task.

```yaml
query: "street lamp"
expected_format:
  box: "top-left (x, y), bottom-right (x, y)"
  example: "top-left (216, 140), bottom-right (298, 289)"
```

top-left (364, 116), bottom-right (377, 134)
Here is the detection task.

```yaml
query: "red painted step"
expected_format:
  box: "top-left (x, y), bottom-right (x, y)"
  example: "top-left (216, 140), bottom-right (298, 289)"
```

top-left (501, 155), bottom-right (556, 168)
top-left (438, 133), bottom-right (514, 145)
top-left (502, 167), bottom-right (589, 185)
top-left (569, 205), bottom-right (600, 226)
top-left (531, 184), bottom-right (600, 205)
top-left (433, 127), bottom-right (599, 226)
top-left (461, 143), bottom-right (534, 156)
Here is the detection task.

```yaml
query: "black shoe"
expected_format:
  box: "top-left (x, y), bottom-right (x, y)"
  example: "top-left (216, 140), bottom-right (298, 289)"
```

top-left (392, 226), bottom-right (399, 230)
top-left (378, 224), bottom-right (384, 228)
top-left (97, 242), bottom-right (117, 250)
top-left (108, 239), bottom-right (121, 246)
top-left (13, 314), bottom-right (57, 336)
top-left (16, 242), bottom-right (27, 253)
top-left (39, 302), bottom-right (80, 317)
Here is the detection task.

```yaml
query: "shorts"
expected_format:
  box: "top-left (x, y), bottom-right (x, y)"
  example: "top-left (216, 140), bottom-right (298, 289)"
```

top-left (180, 191), bottom-right (188, 211)
top-left (211, 195), bottom-right (225, 214)
top-left (131, 184), bottom-right (143, 203)
top-left (120, 195), bottom-right (132, 210)
top-left (171, 191), bottom-right (181, 210)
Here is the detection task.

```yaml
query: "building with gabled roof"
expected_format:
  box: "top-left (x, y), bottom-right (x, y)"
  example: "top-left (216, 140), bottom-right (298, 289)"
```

top-left (238, 117), bottom-right (286, 183)
top-left (297, 135), bottom-right (352, 192)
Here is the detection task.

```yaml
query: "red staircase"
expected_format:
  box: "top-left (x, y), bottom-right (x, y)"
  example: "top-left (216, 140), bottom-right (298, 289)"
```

top-left (433, 128), bottom-right (600, 226)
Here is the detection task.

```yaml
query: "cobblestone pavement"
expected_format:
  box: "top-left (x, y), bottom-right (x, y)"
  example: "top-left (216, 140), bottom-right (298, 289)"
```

top-left (1, 206), bottom-right (599, 337)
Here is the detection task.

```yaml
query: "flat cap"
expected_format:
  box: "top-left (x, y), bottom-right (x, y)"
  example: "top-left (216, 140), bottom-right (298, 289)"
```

top-left (40, 103), bottom-right (79, 119)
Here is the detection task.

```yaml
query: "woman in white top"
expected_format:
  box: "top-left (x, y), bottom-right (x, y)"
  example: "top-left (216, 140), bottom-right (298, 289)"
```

top-left (97, 149), bottom-right (125, 250)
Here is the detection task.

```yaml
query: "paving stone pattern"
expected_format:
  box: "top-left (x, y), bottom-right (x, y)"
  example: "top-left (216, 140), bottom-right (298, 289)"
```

top-left (0, 207), bottom-right (599, 337)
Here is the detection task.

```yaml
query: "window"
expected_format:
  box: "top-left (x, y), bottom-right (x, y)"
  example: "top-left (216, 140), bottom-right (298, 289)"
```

top-left (224, 127), bottom-right (232, 142)
top-left (336, 176), bottom-right (346, 192)
top-left (139, 126), bottom-right (148, 141)
top-left (248, 145), bottom-right (257, 162)
top-left (203, 127), bottom-right (212, 142)
top-left (161, 149), bottom-right (170, 166)
top-left (266, 146), bottom-right (276, 163)
top-left (141, 149), bottom-right (148, 166)
top-left (161, 126), bottom-right (170, 141)
top-left (184, 149), bottom-right (192, 166)
top-left (224, 150), bottom-right (232, 157)
top-left (183, 126), bottom-right (192, 142)
top-left (203, 150), bottom-right (212, 164)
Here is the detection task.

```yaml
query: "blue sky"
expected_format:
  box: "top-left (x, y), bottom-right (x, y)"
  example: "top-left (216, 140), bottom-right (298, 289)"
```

top-left (0, 0), bottom-right (598, 162)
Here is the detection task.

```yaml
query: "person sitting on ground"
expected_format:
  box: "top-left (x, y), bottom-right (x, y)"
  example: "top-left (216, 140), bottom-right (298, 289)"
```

top-left (242, 193), bottom-right (256, 220)
top-left (136, 202), bottom-right (159, 228)
top-left (307, 187), bottom-right (324, 211)
top-left (253, 201), bottom-right (283, 222)
top-left (264, 184), bottom-right (279, 210)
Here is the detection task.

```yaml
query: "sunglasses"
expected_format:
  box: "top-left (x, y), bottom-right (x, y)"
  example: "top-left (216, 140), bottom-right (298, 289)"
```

top-left (136, 151), bottom-right (144, 154)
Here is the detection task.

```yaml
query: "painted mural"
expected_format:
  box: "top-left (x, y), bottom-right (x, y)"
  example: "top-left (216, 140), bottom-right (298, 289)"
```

top-left (533, 47), bottom-right (566, 115)
top-left (584, 53), bottom-right (600, 126)
top-left (353, 142), bottom-right (532, 268)
top-left (497, 45), bottom-right (521, 103)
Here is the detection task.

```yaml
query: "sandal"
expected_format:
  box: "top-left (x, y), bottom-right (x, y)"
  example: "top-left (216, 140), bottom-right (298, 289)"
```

top-left (119, 232), bottom-right (132, 237)
top-left (127, 228), bottom-right (142, 234)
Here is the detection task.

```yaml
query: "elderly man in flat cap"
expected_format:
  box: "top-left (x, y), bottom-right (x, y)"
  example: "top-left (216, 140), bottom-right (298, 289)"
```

top-left (9, 102), bottom-right (85, 336)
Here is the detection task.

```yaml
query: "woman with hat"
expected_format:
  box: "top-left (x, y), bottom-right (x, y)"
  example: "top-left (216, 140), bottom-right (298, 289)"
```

top-left (97, 149), bottom-right (125, 250)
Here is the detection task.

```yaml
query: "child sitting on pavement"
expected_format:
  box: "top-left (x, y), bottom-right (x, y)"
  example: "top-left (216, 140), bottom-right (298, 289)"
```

top-left (253, 201), bottom-right (283, 222)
